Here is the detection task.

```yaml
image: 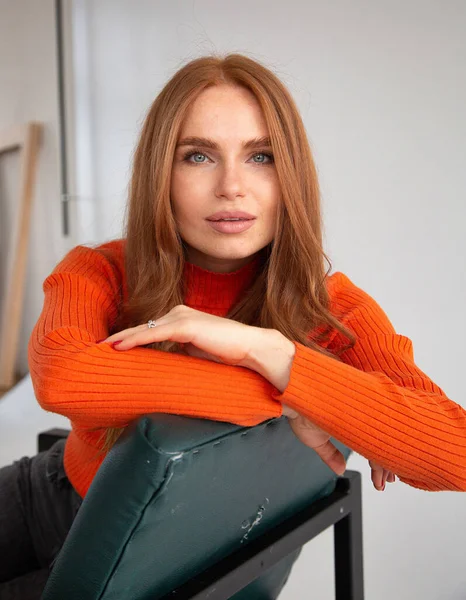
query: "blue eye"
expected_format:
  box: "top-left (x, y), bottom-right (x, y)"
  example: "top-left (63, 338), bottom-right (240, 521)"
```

top-left (252, 153), bottom-right (274, 164)
top-left (184, 152), bottom-right (207, 163)
top-left (181, 150), bottom-right (209, 164)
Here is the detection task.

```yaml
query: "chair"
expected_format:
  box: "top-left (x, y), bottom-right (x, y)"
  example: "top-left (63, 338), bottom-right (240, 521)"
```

top-left (39, 414), bottom-right (364, 599)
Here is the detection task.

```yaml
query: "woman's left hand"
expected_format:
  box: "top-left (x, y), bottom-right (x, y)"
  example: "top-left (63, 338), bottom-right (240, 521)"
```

top-left (284, 409), bottom-right (347, 476)
top-left (369, 460), bottom-right (396, 491)
top-left (102, 305), bottom-right (268, 369)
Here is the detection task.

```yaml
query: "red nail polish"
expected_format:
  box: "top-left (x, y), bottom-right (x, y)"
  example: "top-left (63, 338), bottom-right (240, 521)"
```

top-left (112, 340), bottom-right (122, 348)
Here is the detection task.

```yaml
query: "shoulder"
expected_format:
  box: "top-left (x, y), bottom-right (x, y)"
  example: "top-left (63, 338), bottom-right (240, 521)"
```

top-left (51, 238), bottom-right (125, 276)
top-left (46, 239), bottom-right (126, 297)
top-left (326, 270), bottom-right (396, 336)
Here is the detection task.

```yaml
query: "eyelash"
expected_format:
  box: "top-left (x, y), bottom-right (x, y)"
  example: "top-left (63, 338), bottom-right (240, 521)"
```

top-left (182, 149), bottom-right (274, 165)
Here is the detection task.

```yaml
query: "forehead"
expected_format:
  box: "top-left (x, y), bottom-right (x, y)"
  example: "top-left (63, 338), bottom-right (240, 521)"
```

top-left (179, 84), bottom-right (268, 137)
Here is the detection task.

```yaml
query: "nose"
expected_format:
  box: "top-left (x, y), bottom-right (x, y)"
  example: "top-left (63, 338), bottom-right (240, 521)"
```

top-left (214, 160), bottom-right (246, 200)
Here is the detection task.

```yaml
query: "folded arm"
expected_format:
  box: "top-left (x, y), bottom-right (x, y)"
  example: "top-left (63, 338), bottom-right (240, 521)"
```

top-left (28, 246), bottom-right (281, 430)
top-left (252, 274), bottom-right (466, 492)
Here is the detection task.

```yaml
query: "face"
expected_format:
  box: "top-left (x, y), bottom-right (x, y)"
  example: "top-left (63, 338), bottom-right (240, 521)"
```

top-left (170, 84), bottom-right (281, 273)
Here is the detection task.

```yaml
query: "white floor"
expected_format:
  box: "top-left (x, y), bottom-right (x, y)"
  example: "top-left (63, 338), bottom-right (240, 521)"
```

top-left (1, 377), bottom-right (465, 600)
top-left (0, 375), bottom-right (70, 467)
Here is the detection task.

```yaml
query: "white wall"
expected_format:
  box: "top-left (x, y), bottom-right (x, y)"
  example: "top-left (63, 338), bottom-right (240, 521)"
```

top-left (0, 0), bottom-right (69, 376)
top-left (25, 0), bottom-right (466, 598)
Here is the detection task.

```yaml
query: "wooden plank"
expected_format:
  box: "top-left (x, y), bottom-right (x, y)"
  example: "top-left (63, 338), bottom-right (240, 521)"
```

top-left (0, 122), bottom-right (42, 390)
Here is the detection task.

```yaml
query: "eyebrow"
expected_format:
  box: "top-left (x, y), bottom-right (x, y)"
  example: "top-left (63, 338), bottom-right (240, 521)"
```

top-left (177, 135), bottom-right (272, 150)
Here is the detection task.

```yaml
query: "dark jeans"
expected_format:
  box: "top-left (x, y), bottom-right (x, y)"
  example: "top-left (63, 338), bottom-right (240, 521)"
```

top-left (0, 439), bottom-right (82, 599)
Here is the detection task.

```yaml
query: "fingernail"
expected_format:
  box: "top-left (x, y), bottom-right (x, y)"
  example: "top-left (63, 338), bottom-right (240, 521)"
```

top-left (381, 483), bottom-right (385, 491)
top-left (112, 341), bottom-right (122, 348)
top-left (96, 339), bottom-right (106, 343)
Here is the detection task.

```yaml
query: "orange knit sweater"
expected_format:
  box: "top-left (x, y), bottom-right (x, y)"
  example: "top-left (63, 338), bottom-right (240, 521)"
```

top-left (28, 239), bottom-right (466, 496)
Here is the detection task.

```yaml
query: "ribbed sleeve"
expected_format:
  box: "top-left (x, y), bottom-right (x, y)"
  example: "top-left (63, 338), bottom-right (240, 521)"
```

top-left (28, 245), bottom-right (466, 496)
top-left (272, 273), bottom-right (466, 492)
top-left (28, 245), bottom-right (282, 430)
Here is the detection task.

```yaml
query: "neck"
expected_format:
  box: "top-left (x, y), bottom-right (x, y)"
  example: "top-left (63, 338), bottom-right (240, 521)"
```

top-left (183, 253), bottom-right (263, 315)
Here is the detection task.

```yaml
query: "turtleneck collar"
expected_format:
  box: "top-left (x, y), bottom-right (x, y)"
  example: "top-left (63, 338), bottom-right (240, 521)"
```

top-left (183, 254), bottom-right (262, 315)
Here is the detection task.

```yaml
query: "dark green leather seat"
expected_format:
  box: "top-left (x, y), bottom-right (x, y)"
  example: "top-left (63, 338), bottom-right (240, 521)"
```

top-left (41, 414), bottom-right (353, 599)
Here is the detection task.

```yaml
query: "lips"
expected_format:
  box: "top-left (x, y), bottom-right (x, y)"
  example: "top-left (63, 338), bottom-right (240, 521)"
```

top-left (206, 211), bottom-right (256, 221)
top-left (206, 219), bottom-right (256, 233)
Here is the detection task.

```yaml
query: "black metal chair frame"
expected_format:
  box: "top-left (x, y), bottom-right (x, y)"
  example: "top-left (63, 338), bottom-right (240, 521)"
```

top-left (38, 428), bottom-right (364, 600)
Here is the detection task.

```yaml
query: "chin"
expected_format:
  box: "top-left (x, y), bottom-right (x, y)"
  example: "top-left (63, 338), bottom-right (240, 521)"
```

top-left (209, 247), bottom-right (260, 260)
top-left (184, 243), bottom-right (259, 269)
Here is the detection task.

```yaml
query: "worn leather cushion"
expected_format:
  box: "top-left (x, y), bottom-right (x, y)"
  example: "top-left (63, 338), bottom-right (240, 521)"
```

top-left (42, 414), bottom-right (352, 600)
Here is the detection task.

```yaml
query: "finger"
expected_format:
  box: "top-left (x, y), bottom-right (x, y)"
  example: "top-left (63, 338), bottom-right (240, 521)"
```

top-left (109, 318), bottom-right (177, 349)
top-left (382, 468), bottom-right (390, 486)
top-left (385, 470), bottom-right (396, 484)
top-left (103, 324), bottom-right (148, 344)
top-left (374, 473), bottom-right (385, 491)
top-left (371, 469), bottom-right (383, 490)
top-left (314, 441), bottom-right (347, 476)
top-left (369, 462), bottom-right (384, 490)
top-left (104, 314), bottom-right (180, 345)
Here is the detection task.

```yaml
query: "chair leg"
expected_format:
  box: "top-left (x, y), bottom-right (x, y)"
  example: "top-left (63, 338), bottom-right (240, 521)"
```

top-left (334, 471), bottom-right (364, 600)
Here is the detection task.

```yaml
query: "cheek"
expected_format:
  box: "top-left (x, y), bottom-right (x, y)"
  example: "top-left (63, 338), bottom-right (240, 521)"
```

top-left (171, 169), bottom-right (187, 203)
top-left (172, 168), bottom-right (209, 200)
top-left (258, 170), bottom-right (280, 199)
top-left (262, 179), bottom-right (281, 214)
top-left (171, 175), bottom-right (205, 223)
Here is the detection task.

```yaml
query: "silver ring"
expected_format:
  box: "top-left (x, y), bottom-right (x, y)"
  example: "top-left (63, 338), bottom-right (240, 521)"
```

top-left (148, 320), bottom-right (157, 329)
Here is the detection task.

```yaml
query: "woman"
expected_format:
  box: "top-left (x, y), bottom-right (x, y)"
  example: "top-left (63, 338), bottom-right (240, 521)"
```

top-left (1, 53), bottom-right (465, 596)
